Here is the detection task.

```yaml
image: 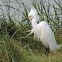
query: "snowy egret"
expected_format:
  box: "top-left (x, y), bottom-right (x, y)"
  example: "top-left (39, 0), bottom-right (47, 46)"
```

top-left (22, 8), bottom-right (62, 55)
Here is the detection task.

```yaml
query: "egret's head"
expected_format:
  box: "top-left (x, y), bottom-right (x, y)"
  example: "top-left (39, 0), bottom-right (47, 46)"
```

top-left (28, 8), bottom-right (38, 19)
top-left (22, 8), bottom-right (38, 23)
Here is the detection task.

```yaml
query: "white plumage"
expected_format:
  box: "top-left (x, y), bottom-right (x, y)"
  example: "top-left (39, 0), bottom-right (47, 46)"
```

top-left (28, 8), bottom-right (62, 52)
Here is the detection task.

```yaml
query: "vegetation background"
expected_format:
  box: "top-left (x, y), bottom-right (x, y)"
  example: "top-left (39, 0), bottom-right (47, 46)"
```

top-left (0, 0), bottom-right (62, 62)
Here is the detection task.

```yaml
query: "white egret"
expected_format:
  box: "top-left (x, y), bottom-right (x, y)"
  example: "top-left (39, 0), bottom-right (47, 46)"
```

top-left (22, 8), bottom-right (62, 55)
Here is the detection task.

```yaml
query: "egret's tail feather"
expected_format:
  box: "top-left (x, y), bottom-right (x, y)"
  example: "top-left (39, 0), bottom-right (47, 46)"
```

top-left (58, 44), bottom-right (62, 50)
top-left (50, 44), bottom-right (62, 51)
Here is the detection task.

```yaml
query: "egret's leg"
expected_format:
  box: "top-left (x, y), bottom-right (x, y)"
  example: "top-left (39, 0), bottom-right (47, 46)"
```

top-left (45, 48), bottom-right (50, 56)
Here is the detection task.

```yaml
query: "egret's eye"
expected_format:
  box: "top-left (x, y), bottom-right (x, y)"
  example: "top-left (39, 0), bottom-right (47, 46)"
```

top-left (28, 16), bottom-right (31, 18)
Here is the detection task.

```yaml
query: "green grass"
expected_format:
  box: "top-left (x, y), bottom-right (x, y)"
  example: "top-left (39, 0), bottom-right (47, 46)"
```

top-left (0, 20), bottom-right (62, 62)
top-left (0, 37), bottom-right (62, 62)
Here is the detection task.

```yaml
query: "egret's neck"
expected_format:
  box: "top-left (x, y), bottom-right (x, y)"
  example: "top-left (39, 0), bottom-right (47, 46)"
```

top-left (31, 16), bottom-right (39, 27)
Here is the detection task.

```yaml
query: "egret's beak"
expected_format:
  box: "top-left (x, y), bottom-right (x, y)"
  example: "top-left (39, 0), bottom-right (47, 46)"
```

top-left (22, 17), bottom-right (28, 23)
top-left (22, 16), bottom-right (31, 23)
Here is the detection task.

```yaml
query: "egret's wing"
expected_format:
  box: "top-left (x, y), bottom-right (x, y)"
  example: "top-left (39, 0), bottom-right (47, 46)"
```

top-left (27, 29), bottom-right (34, 36)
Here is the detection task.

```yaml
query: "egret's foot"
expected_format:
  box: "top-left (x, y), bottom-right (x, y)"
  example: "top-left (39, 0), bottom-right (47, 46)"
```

top-left (45, 48), bottom-right (50, 56)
